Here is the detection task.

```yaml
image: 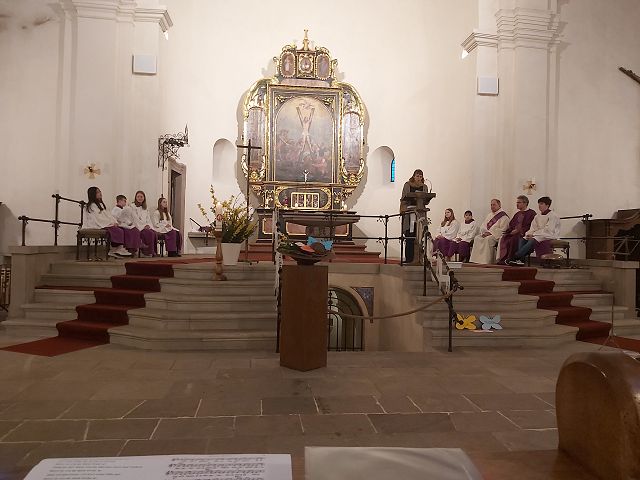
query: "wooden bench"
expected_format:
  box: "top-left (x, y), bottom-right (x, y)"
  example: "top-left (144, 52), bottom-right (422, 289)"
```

top-left (76, 228), bottom-right (110, 261)
top-left (526, 239), bottom-right (571, 267)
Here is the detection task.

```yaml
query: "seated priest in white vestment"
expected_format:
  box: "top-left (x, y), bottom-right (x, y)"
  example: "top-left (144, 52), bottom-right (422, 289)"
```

top-left (469, 198), bottom-right (510, 264)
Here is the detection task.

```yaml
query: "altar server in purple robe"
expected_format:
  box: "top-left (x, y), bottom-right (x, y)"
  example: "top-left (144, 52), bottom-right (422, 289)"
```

top-left (153, 197), bottom-right (182, 257)
top-left (132, 190), bottom-right (158, 257)
top-left (453, 210), bottom-right (478, 262)
top-left (497, 195), bottom-right (536, 264)
top-left (111, 194), bottom-right (141, 255)
top-left (83, 187), bottom-right (132, 258)
top-left (469, 199), bottom-right (510, 264)
top-left (508, 196), bottom-right (561, 265)
top-left (433, 208), bottom-right (460, 259)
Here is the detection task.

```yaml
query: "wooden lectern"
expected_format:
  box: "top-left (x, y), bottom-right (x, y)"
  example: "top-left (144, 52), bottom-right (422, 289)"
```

top-left (279, 264), bottom-right (328, 371)
top-left (401, 191), bottom-right (436, 264)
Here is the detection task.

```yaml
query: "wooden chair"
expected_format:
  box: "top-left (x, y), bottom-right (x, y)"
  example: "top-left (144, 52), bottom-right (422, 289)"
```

top-left (76, 228), bottom-right (109, 261)
top-left (526, 239), bottom-right (571, 267)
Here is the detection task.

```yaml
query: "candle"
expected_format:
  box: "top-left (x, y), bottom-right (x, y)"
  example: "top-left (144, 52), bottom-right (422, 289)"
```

top-left (215, 202), bottom-right (223, 232)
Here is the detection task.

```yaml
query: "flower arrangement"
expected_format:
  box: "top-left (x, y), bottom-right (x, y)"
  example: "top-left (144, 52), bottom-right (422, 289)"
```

top-left (197, 187), bottom-right (257, 243)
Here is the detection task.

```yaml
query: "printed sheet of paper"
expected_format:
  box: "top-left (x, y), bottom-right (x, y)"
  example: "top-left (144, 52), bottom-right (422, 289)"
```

top-left (24, 454), bottom-right (292, 480)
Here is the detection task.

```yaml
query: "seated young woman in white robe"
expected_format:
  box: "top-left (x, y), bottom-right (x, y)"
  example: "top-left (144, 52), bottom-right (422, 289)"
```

top-left (152, 197), bottom-right (182, 257)
top-left (83, 187), bottom-right (132, 257)
top-left (131, 190), bottom-right (158, 257)
top-left (432, 208), bottom-right (460, 259)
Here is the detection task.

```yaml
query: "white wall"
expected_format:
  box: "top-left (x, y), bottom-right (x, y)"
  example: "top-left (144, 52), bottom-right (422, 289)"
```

top-left (555, 0), bottom-right (640, 219)
top-left (160, 0), bottom-right (478, 254)
top-left (1, 0), bottom-right (639, 258)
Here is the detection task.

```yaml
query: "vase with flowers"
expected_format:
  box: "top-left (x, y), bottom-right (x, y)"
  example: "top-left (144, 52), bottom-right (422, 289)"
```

top-left (198, 187), bottom-right (257, 265)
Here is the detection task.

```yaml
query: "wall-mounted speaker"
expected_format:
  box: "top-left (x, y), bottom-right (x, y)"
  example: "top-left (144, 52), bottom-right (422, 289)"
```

top-left (477, 76), bottom-right (499, 96)
top-left (132, 54), bottom-right (157, 75)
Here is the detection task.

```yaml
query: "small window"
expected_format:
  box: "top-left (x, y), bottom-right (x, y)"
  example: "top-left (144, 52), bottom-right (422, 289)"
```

top-left (390, 158), bottom-right (396, 182)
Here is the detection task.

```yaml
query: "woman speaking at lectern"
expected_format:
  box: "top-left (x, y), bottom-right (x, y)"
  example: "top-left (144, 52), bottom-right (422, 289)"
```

top-left (400, 169), bottom-right (426, 263)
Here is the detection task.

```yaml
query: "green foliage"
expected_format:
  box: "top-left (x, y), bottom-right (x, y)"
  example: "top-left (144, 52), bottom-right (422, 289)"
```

top-left (197, 187), bottom-right (257, 243)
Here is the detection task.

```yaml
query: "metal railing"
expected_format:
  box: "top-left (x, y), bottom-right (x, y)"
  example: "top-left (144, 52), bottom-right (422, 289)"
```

top-left (18, 194), bottom-right (85, 246)
top-left (0, 265), bottom-right (10, 312)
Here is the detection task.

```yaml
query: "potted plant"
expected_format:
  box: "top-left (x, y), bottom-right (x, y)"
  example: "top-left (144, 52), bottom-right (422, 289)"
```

top-left (198, 187), bottom-right (257, 265)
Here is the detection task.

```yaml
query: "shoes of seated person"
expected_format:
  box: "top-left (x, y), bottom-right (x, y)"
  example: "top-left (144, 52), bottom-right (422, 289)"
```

top-left (108, 249), bottom-right (121, 258)
top-left (168, 252), bottom-right (181, 257)
top-left (507, 259), bottom-right (524, 266)
top-left (115, 246), bottom-right (132, 256)
top-left (139, 252), bottom-right (153, 258)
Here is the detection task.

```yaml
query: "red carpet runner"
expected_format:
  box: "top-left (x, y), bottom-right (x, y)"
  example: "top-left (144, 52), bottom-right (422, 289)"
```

top-left (2, 260), bottom-right (199, 357)
top-left (501, 267), bottom-right (640, 352)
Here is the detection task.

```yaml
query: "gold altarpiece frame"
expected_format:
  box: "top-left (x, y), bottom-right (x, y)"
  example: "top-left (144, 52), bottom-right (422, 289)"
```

top-left (241, 31), bottom-right (367, 217)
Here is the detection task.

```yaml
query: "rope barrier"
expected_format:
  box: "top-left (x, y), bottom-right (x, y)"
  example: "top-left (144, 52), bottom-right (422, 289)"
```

top-left (327, 291), bottom-right (452, 321)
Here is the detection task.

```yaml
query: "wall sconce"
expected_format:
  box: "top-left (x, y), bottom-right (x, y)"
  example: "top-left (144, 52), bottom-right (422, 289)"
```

top-left (84, 163), bottom-right (101, 179)
top-left (523, 177), bottom-right (536, 195)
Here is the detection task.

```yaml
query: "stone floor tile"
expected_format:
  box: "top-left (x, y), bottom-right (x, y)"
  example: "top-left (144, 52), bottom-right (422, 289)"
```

top-left (0, 421), bottom-right (21, 439)
top-left (261, 396), bottom-right (318, 415)
top-left (408, 393), bottom-right (480, 413)
top-left (4, 420), bottom-right (87, 442)
top-left (300, 414), bottom-right (375, 435)
top-left (91, 381), bottom-right (173, 400)
top-left (534, 392), bottom-right (556, 407)
top-left (372, 376), bottom-right (447, 396)
top-left (87, 418), bottom-right (159, 440)
top-left (374, 395), bottom-right (420, 413)
top-left (368, 413), bottom-right (454, 434)
top-left (307, 378), bottom-right (381, 396)
top-left (0, 381), bottom-right (35, 401)
top-left (266, 433), bottom-right (360, 456)
top-left (0, 442), bottom-right (40, 468)
top-left (465, 393), bottom-right (552, 411)
top-left (152, 417), bottom-right (234, 439)
top-left (450, 411), bottom-right (519, 432)
top-left (216, 368), bottom-right (283, 379)
top-left (439, 375), bottom-right (515, 395)
top-left (0, 401), bottom-right (75, 420)
top-left (197, 397), bottom-right (261, 416)
top-left (130, 358), bottom-right (176, 370)
top-left (493, 429), bottom-right (559, 451)
top-left (315, 396), bottom-right (383, 414)
top-left (120, 438), bottom-right (208, 456)
top-left (125, 398), bottom-right (200, 418)
top-left (61, 400), bottom-right (143, 419)
top-left (12, 381), bottom-right (101, 401)
top-left (171, 358), bottom-right (214, 371)
top-left (235, 415), bottom-right (303, 436)
top-left (493, 375), bottom-right (557, 393)
top-left (207, 435), bottom-right (269, 454)
top-left (499, 410), bottom-right (557, 429)
top-left (18, 440), bottom-right (124, 468)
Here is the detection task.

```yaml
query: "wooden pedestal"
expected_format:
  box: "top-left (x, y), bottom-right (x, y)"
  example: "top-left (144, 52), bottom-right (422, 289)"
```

top-left (279, 264), bottom-right (328, 371)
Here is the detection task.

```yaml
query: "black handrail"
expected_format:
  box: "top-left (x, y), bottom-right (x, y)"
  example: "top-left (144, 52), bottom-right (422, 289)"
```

top-left (18, 194), bottom-right (85, 246)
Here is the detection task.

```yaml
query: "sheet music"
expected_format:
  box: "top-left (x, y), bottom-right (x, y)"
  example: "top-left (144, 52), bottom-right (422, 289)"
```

top-left (24, 454), bottom-right (292, 480)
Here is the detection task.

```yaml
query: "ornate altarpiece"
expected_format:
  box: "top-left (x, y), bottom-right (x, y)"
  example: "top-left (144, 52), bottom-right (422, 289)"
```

top-left (241, 32), bottom-right (366, 239)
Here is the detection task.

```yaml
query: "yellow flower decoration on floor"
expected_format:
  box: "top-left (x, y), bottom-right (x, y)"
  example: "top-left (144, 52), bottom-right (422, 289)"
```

top-left (455, 314), bottom-right (477, 330)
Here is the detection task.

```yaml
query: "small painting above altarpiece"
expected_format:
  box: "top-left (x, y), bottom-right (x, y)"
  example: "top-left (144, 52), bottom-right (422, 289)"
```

top-left (241, 31), bottom-right (367, 234)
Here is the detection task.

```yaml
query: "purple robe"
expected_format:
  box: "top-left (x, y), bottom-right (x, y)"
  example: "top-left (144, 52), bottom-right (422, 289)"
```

top-left (498, 209), bottom-right (536, 263)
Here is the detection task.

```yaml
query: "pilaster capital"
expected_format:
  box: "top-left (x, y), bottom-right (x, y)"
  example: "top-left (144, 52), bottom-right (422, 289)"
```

top-left (461, 30), bottom-right (499, 54)
top-left (496, 7), bottom-right (559, 49)
top-left (135, 7), bottom-right (173, 32)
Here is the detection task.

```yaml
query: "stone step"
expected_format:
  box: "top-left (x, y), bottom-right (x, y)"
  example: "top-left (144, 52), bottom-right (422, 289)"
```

top-left (597, 318), bottom-right (640, 337)
top-left (548, 279), bottom-right (602, 292)
top-left (571, 293), bottom-right (615, 307)
top-left (421, 309), bottom-right (557, 328)
top-left (158, 278), bottom-right (275, 296)
top-left (407, 281), bottom-right (521, 296)
top-left (50, 261), bottom-right (126, 277)
top-left (127, 308), bottom-right (276, 331)
top-left (585, 305), bottom-right (629, 321)
top-left (143, 293), bottom-right (275, 311)
top-left (108, 325), bottom-right (276, 351)
top-left (22, 302), bottom-right (80, 321)
top-left (2, 317), bottom-right (62, 335)
top-left (425, 323), bottom-right (578, 348)
top-left (535, 269), bottom-right (595, 281)
top-left (34, 288), bottom-right (96, 304)
top-left (39, 273), bottom-right (113, 289)
top-left (171, 262), bottom-right (276, 281)
top-left (416, 294), bottom-right (540, 311)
